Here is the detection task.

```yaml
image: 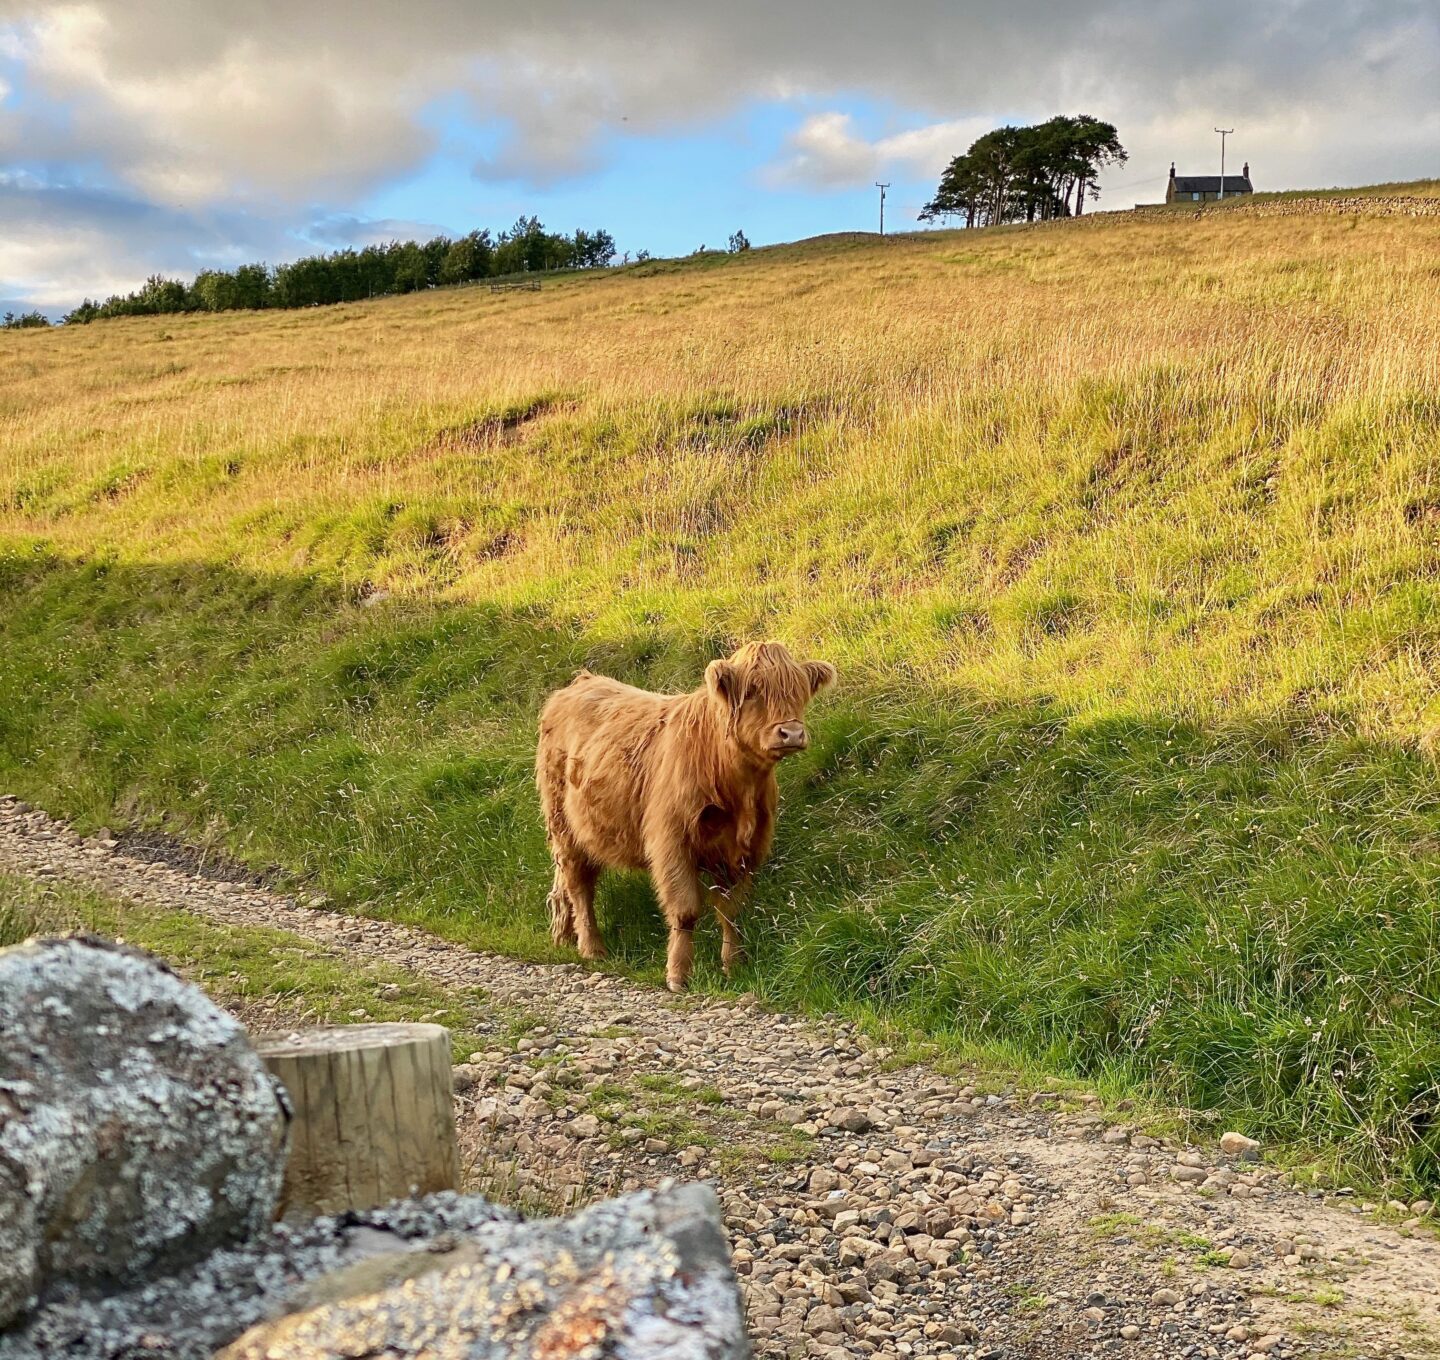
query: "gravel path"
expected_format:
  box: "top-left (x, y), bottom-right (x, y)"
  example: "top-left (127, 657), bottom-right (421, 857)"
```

top-left (1, 794), bottom-right (1436, 1360)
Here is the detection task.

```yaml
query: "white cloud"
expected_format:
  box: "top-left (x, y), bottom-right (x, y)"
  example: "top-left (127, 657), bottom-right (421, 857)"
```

top-left (767, 112), bottom-right (998, 189)
top-left (303, 214), bottom-right (450, 249)
top-left (0, 175), bottom-right (300, 308)
top-left (3, 3), bottom-right (439, 205)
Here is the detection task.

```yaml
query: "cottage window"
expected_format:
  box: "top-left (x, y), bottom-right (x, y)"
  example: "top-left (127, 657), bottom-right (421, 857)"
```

top-left (1192, 192), bottom-right (1200, 201)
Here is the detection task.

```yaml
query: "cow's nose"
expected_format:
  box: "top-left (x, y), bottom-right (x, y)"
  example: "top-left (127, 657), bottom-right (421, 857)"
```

top-left (776, 722), bottom-right (808, 748)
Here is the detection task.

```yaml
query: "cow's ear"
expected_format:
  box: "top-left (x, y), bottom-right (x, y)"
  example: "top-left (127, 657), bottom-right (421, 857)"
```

top-left (706, 659), bottom-right (740, 709)
top-left (803, 660), bottom-right (838, 695)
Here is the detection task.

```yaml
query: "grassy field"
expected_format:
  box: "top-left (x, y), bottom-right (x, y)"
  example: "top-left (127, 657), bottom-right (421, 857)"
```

top-left (2, 195), bottom-right (1438, 1193)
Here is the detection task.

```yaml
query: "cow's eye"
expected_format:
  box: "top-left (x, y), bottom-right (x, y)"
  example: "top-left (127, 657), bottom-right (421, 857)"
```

top-left (743, 684), bottom-right (760, 702)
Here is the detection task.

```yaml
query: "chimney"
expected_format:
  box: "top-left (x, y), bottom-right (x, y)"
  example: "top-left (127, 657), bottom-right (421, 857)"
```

top-left (1169, 161), bottom-right (1176, 180)
top-left (1242, 161), bottom-right (1250, 180)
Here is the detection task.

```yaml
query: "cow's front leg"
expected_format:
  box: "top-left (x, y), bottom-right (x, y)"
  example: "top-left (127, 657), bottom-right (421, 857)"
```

top-left (709, 874), bottom-right (752, 979)
top-left (648, 834), bottom-right (705, 992)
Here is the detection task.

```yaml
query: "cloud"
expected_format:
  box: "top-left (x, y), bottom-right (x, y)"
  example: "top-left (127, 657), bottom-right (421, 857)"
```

top-left (0, 174), bottom-right (466, 312)
top-left (303, 213), bottom-right (450, 249)
top-left (1, 3), bottom-right (439, 206)
top-left (0, 173), bottom-right (290, 308)
top-left (2, 1), bottom-right (1435, 206)
top-left (1, 1), bottom-right (1438, 306)
top-left (767, 112), bottom-right (998, 190)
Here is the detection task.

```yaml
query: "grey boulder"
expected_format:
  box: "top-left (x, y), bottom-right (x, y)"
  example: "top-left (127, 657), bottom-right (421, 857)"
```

top-left (219, 1183), bottom-right (749, 1360)
top-left (3, 1186), bottom-right (748, 1360)
top-left (0, 934), bottom-right (289, 1327)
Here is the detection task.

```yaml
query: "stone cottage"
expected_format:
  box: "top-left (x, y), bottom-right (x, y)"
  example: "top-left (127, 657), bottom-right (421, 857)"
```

top-left (1166, 161), bottom-right (1254, 203)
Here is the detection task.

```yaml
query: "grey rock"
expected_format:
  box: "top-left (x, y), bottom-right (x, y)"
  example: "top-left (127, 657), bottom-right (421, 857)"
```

top-left (4, 1186), bottom-right (747, 1360)
top-left (218, 1184), bottom-right (747, 1360)
top-left (0, 936), bottom-right (289, 1328)
top-left (450, 1062), bottom-right (482, 1093)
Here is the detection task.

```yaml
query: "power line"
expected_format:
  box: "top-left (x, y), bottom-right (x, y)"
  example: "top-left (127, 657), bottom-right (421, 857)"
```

top-left (1100, 173), bottom-right (1168, 193)
top-left (875, 182), bottom-right (890, 236)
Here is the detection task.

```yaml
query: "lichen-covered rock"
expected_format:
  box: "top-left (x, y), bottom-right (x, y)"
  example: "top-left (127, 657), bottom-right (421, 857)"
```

top-left (1, 1187), bottom-right (747, 1360)
top-left (218, 1184), bottom-right (748, 1360)
top-left (0, 935), bottom-right (289, 1328)
top-left (0, 1192), bottom-right (516, 1359)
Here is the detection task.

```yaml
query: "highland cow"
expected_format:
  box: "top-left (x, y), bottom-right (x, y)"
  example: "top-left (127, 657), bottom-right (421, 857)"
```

top-left (536, 642), bottom-right (837, 991)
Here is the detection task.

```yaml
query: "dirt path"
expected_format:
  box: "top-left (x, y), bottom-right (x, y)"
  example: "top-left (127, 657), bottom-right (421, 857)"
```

top-left (1, 794), bottom-right (1435, 1360)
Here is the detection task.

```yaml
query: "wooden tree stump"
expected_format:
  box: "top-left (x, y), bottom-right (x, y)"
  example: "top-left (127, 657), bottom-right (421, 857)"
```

top-left (254, 1023), bottom-right (459, 1221)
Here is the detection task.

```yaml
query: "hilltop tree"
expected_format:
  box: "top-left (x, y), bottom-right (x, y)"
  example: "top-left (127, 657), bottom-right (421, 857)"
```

top-left (922, 116), bottom-right (1126, 227)
top-left (572, 228), bottom-right (616, 269)
top-left (440, 230), bottom-right (494, 284)
top-left (231, 262), bottom-right (273, 309)
top-left (391, 242), bottom-right (431, 294)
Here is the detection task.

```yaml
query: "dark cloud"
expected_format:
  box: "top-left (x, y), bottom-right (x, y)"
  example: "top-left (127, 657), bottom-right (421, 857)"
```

top-left (0, 174), bottom-right (291, 308)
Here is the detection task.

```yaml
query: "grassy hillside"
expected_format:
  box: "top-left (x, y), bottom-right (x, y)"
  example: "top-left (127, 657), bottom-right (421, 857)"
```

top-left (3, 201), bottom-right (1439, 1192)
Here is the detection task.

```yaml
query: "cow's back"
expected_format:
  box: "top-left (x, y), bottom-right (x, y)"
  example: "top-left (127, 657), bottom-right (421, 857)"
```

top-left (537, 673), bottom-right (677, 869)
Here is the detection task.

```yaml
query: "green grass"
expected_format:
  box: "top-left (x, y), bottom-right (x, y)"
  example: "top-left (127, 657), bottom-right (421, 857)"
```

top-left (3, 201), bottom-right (1439, 1197)
top-left (2, 549), bottom-right (1436, 1192)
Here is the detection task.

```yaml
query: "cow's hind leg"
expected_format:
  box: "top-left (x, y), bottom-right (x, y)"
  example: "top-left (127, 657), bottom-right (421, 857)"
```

top-left (710, 885), bottom-right (747, 979)
top-left (538, 740), bottom-right (600, 954)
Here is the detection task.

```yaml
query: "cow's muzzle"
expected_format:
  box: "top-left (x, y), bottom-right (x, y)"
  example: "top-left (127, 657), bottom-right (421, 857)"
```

top-left (769, 722), bottom-right (809, 754)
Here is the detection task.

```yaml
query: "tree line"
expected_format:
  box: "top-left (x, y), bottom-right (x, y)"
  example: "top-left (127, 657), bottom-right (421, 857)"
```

top-left (61, 217), bottom-right (619, 325)
top-left (920, 115), bottom-right (1126, 228)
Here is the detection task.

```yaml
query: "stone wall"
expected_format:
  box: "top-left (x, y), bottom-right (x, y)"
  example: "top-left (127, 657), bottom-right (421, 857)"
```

top-left (1134, 195), bottom-right (1440, 221)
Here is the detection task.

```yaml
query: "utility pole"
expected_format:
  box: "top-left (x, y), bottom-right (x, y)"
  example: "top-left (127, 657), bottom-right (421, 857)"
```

top-left (875, 182), bottom-right (890, 236)
top-left (1214, 127), bottom-right (1234, 199)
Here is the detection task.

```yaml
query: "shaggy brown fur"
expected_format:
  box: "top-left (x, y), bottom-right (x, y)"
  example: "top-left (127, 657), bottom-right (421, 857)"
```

top-left (536, 642), bottom-right (837, 991)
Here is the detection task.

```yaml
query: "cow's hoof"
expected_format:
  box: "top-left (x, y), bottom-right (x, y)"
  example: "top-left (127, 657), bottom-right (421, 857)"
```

top-left (578, 943), bottom-right (608, 961)
top-left (666, 977), bottom-right (687, 993)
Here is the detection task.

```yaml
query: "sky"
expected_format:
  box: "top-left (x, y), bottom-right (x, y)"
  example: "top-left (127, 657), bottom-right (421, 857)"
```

top-left (2, 1), bottom-right (1438, 317)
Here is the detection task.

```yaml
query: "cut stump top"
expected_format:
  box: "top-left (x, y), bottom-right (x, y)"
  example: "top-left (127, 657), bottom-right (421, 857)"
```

top-left (254, 1022), bottom-right (450, 1058)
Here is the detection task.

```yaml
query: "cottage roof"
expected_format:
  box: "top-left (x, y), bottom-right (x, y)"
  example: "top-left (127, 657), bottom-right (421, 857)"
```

top-left (1171, 174), bottom-right (1253, 194)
